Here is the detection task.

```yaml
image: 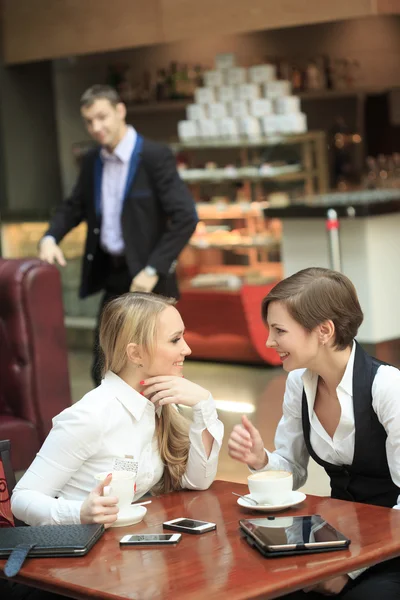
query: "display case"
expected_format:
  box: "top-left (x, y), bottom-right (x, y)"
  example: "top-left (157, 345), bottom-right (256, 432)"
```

top-left (174, 131), bottom-right (328, 363)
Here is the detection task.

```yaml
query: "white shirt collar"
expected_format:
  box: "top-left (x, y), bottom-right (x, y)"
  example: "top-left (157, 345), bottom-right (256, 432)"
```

top-left (100, 125), bottom-right (137, 164)
top-left (101, 370), bottom-right (161, 420)
top-left (301, 340), bottom-right (356, 396)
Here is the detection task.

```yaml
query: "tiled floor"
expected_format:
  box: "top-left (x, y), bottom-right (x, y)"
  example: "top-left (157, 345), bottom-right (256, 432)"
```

top-left (68, 352), bottom-right (331, 497)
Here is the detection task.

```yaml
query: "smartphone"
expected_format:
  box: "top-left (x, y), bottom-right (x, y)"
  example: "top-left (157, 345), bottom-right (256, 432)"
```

top-left (163, 518), bottom-right (216, 534)
top-left (240, 515), bottom-right (350, 557)
top-left (120, 533), bottom-right (181, 546)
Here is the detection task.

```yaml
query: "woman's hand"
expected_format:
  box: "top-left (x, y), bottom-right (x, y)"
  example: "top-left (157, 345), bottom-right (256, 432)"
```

top-left (141, 376), bottom-right (210, 408)
top-left (80, 473), bottom-right (119, 529)
top-left (228, 415), bottom-right (268, 470)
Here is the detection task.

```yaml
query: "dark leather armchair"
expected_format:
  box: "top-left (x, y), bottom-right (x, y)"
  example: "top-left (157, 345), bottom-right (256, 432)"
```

top-left (0, 259), bottom-right (71, 471)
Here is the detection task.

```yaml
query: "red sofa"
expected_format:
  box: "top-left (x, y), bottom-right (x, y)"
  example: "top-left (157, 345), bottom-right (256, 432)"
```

top-left (0, 259), bottom-right (71, 471)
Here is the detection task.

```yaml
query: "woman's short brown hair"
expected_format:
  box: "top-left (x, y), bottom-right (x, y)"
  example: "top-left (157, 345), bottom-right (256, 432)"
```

top-left (262, 268), bottom-right (364, 350)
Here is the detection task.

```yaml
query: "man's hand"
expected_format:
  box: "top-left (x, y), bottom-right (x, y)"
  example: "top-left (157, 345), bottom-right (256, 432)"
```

top-left (39, 237), bottom-right (67, 267)
top-left (304, 575), bottom-right (350, 595)
top-left (130, 269), bottom-right (159, 293)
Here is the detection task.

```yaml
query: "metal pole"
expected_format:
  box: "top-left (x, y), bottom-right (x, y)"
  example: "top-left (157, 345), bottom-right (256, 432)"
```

top-left (326, 208), bottom-right (342, 272)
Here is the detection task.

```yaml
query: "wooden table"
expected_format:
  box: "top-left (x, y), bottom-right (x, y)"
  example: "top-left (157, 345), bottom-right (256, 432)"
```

top-left (2, 480), bottom-right (400, 600)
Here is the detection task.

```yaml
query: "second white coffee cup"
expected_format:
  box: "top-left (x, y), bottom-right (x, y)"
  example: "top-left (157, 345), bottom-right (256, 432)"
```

top-left (247, 470), bottom-right (293, 505)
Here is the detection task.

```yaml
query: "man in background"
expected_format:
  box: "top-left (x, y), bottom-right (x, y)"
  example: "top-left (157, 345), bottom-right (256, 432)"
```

top-left (39, 84), bottom-right (197, 385)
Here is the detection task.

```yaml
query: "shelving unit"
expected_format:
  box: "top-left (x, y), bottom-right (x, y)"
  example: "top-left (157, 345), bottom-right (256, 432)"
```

top-left (174, 131), bottom-right (329, 196)
top-left (125, 86), bottom-right (393, 116)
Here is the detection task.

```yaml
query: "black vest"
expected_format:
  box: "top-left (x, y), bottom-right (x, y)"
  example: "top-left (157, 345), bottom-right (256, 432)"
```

top-left (301, 342), bottom-right (400, 508)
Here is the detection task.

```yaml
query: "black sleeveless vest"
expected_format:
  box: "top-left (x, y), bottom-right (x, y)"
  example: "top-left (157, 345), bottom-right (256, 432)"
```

top-left (301, 342), bottom-right (400, 508)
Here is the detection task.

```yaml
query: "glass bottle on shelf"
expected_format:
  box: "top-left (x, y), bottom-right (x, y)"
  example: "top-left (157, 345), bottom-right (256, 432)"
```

top-left (320, 55), bottom-right (333, 90)
top-left (194, 65), bottom-right (205, 87)
top-left (291, 65), bottom-right (304, 92)
top-left (166, 62), bottom-right (179, 100)
top-left (155, 69), bottom-right (167, 102)
top-left (277, 57), bottom-right (291, 81)
top-left (329, 116), bottom-right (356, 189)
top-left (332, 59), bottom-right (346, 89)
top-left (305, 60), bottom-right (324, 91)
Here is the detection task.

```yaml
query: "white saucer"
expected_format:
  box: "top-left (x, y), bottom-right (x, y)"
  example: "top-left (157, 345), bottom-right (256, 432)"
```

top-left (111, 505), bottom-right (147, 528)
top-left (237, 491), bottom-right (306, 512)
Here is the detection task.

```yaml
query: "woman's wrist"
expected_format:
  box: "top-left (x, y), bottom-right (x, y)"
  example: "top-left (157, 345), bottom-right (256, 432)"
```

top-left (248, 450), bottom-right (269, 471)
top-left (192, 392), bottom-right (212, 409)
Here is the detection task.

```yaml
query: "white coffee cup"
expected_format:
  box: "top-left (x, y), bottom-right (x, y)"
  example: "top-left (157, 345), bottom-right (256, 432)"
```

top-left (247, 470), bottom-right (293, 505)
top-left (94, 471), bottom-right (136, 514)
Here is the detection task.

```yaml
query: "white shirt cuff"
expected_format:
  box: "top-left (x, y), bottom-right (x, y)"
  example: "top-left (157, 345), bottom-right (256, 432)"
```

top-left (191, 395), bottom-right (223, 455)
top-left (348, 567), bottom-right (368, 580)
top-left (192, 395), bottom-right (219, 431)
top-left (40, 235), bottom-right (57, 245)
top-left (52, 498), bottom-right (84, 525)
top-left (248, 449), bottom-right (281, 473)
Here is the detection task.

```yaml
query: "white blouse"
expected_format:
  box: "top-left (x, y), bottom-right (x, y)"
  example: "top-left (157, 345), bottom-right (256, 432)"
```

top-left (11, 372), bottom-right (224, 526)
top-left (260, 342), bottom-right (400, 510)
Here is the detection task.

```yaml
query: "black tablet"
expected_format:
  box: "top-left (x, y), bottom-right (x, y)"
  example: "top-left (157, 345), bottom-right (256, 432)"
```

top-left (240, 515), bottom-right (351, 558)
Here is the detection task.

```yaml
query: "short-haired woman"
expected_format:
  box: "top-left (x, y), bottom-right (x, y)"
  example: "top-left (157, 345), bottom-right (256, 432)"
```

top-left (12, 293), bottom-right (223, 528)
top-left (228, 267), bottom-right (400, 599)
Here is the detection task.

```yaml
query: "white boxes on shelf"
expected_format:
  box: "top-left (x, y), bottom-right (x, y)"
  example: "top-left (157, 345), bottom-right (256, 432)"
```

top-left (260, 113), bottom-right (308, 135)
top-left (217, 86), bottom-right (236, 103)
top-left (274, 115), bottom-right (292, 133)
top-left (215, 53), bottom-right (236, 70)
top-left (195, 88), bottom-right (216, 104)
top-left (249, 98), bottom-right (273, 117)
top-left (218, 118), bottom-right (239, 138)
top-left (248, 64), bottom-right (277, 84)
top-left (203, 70), bottom-right (224, 88)
top-left (178, 121), bottom-right (198, 141)
top-left (208, 103), bottom-right (228, 119)
top-left (263, 80), bottom-right (292, 99)
top-left (229, 100), bottom-right (249, 118)
top-left (260, 115), bottom-right (280, 135)
top-left (237, 83), bottom-right (261, 101)
top-left (186, 104), bottom-right (208, 121)
top-left (197, 119), bottom-right (219, 138)
top-left (237, 116), bottom-right (261, 138)
top-left (275, 96), bottom-right (301, 114)
top-left (287, 113), bottom-right (308, 133)
top-left (225, 67), bottom-right (247, 86)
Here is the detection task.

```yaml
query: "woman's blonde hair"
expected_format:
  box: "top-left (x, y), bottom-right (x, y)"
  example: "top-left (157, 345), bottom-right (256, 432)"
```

top-left (262, 268), bottom-right (364, 350)
top-left (99, 292), bottom-right (190, 493)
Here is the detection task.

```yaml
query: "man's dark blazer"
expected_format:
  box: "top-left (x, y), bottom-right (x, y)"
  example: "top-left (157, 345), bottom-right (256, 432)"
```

top-left (45, 136), bottom-right (198, 299)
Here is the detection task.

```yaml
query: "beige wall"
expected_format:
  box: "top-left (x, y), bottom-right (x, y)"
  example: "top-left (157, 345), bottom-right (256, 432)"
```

top-left (53, 15), bottom-right (400, 196)
top-left (4, 0), bottom-right (400, 64)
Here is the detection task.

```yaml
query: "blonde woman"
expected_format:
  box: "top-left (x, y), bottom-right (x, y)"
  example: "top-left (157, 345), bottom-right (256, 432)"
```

top-left (12, 293), bottom-right (223, 527)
